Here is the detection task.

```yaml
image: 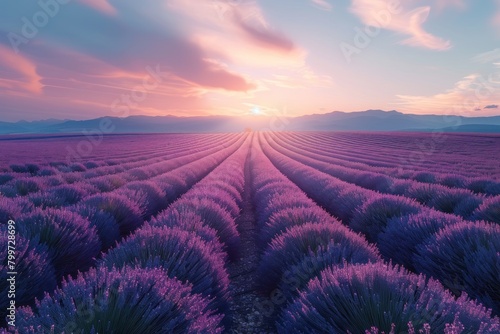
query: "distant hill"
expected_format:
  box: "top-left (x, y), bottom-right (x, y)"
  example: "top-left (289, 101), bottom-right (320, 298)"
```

top-left (285, 110), bottom-right (500, 132)
top-left (1, 110), bottom-right (500, 134)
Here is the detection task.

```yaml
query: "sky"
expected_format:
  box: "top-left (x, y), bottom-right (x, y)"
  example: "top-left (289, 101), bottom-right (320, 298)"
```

top-left (0, 0), bottom-right (499, 122)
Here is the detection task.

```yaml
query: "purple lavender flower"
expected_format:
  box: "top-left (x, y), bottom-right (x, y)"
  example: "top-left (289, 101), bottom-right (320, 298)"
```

top-left (16, 208), bottom-right (101, 280)
top-left (278, 263), bottom-right (499, 333)
top-left (17, 267), bottom-right (223, 333)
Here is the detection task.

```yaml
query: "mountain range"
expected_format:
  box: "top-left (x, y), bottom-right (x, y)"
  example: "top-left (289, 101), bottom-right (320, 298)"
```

top-left (1, 110), bottom-right (500, 134)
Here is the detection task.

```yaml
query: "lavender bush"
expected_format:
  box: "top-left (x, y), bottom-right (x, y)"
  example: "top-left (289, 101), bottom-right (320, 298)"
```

top-left (260, 206), bottom-right (333, 247)
top-left (17, 267), bottom-right (223, 333)
top-left (16, 208), bottom-right (101, 279)
top-left (0, 232), bottom-right (57, 327)
top-left (350, 195), bottom-right (421, 243)
top-left (99, 226), bottom-right (230, 314)
top-left (414, 221), bottom-right (500, 314)
top-left (0, 174), bottom-right (14, 185)
top-left (80, 193), bottom-right (143, 236)
top-left (257, 222), bottom-right (371, 294)
top-left (72, 205), bottom-right (121, 251)
top-left (278, 263), bottom-right (499, 333)
top-left (472, 196), bottom-right (500, 225)
top-left (117, 181), bottom-right (166, 218)
top-left (169, 198), bottom-right (240, 258)
top-left (277, 238), bottom-right (381, 303)
top-left (378, 212), bottom-right (463, 270)
top-left (149, 209), bottom-right (225, 256)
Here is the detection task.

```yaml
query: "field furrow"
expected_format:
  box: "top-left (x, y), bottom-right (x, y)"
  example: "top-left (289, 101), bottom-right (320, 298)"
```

top-left (264, 133), bottom-right (492, 218)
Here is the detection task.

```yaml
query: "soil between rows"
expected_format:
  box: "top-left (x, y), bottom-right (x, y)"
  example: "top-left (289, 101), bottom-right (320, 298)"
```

top-left (227, 145), bottom-right (277, 334)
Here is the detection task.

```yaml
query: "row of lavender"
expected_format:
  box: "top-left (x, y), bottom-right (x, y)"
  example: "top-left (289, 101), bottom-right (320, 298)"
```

top-left (250, 136), bottom-right (499, 333)
top-left (0, 134), bottom-right (242, 223)
top-left (0, 134), bottom-right (232, 202)
top-left (312, 132), bottom-right (500, 178)
top-left (0, 133), bottom-right (238, 199)
top-left (280, 131), bottom-right (500, 193)
top-left (13, 136), bottom-right (250, 332)
top-left (266, 133), bottom-right (500, 224)
top-left (260, 133), bottom-right (500, 320)
top-left (0, 133), bottom-right (231, 167)
top-left (274, 132), bottom-right (500, 196)
top-left (289, 132), bottom-right (494, 176)
top-left (1, 133), bottom-right (230, 176)
top-left (282, 132), bottom-right (500, 186)
top-left (0, 134), bottom-right (248, 331)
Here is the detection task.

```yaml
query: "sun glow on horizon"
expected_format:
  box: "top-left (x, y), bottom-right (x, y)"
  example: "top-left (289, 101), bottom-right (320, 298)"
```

top-left (251, 106), bottom-right (262, 115)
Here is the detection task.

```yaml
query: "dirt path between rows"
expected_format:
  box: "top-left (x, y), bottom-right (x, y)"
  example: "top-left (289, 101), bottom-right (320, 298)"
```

top-left (227, 141), bottom-right (277, 334)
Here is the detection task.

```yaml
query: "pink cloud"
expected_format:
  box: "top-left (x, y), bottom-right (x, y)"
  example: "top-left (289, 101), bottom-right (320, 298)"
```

top-left (164, 0), bottom-right (320, 98)
top-left (185, 58), bottom-right (257, 91)
top-left (19, 2), bottom-right (256, 93)
top-left (34, 48), bottom-right (210, 100)
top-left (0, 61), bottom-right (208, 121)
top-left (0, 43), bottom-right (213, 121)
top-left (78, 0), bottom-right (117, 15)
top-left (395, 49), bottom-right (500, 116)
top-left (350, 0), bottom-right (451, 51)
top-left (233, 12), bottom-right (296, 53)
top-left (395, 68), bottom-right (500, 116)
top-left (169, 0), bottom-right (299, 54)
top-left (400, 7), bottom-right (452, 50)
top-left (0, 45), bottom-right (42, 94)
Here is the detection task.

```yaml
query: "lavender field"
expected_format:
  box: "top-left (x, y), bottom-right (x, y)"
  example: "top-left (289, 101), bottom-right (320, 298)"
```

top-left (1, 131), bottom-right (500, 334)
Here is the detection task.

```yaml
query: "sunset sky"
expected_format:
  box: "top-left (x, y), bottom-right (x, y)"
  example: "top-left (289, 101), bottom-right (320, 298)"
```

top-left (1, 0), bottom-right (500, 122)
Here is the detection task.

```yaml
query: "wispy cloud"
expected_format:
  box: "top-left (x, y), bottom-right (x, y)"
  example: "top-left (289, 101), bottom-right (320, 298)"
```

top-left (310, 0), bottom-right (333, 11)
top-left (396, 45), bottom-right (500, 116)
top-left (350, 0), bottom-right (451, 50)
top-left (395, 75), bottom-right (478, 114)
top-left (78, 0), bottom-right (117, 15)
top-left (0, 45), bottom-right (42, 94)
top-left (400, 7), bottom-right (452, 50)
top-left (473, 48), bottom-right (500, 63)
top-left (395, 60), bottom-right (500, 116)
top-left (171, 0), bottom-right (300, 54)
top-left (232, 12), bottom-right (296, 52)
